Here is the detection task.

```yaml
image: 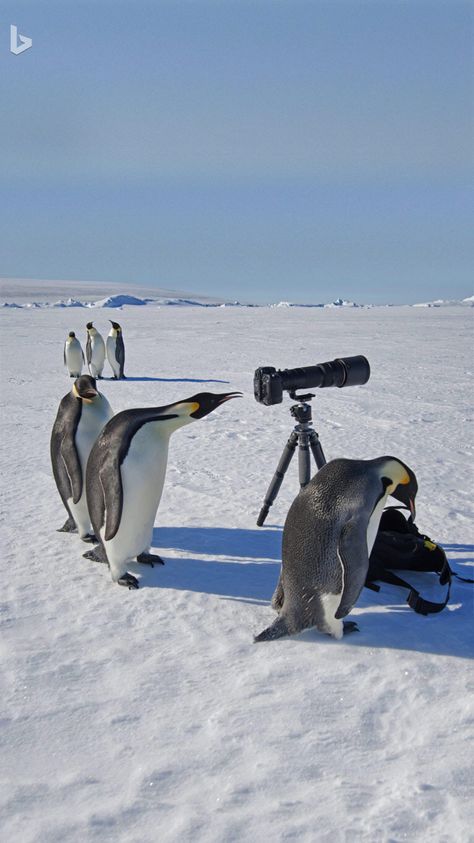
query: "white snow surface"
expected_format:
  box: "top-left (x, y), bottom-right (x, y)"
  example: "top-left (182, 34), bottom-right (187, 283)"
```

top-left (1, 302), bottom-right (473, 843)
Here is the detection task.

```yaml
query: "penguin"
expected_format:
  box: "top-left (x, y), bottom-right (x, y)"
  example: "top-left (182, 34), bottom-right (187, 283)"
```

top-left (64, 331), bottom-right (84, 377)
top-left (85, 391), bottom-right (241, 588)
top-left (51, 375), bottom-right (114, 540)
top-left (254, 456), bottom-right (418, 642)
top-left (85, 322), bottom-right (106, 379)
top-left (106, 320), bottom-right (125, 379)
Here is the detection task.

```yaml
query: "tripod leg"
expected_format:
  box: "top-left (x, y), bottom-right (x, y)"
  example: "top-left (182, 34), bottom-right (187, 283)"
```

top-left (309, 429), bottom-right (327, 469)
top-left (257, 431), bottom-right (298, 526)
top-left (298, 432), bottom-right (312, 487)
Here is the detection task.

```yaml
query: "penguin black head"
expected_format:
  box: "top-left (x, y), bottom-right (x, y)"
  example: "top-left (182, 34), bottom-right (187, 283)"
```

top-left (86, 322), bottom-right (94, 330)
top-left (380, 456), bottom-right (418, 520)
top-left (109, 320), bottom-right (122, 332)
top-left (68, 331), bottom-right (76, 338)
top-left (185, 392), bottom-right (242, 419)
top-left (73, 375), bottom-right (99, 402)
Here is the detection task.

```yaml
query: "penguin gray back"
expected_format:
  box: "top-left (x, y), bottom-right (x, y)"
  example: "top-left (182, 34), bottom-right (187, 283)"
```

top-left (255, 456), bottom-right (417, 642)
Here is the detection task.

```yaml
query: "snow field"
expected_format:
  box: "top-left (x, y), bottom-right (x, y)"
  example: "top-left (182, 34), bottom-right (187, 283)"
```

top-left (1, 304), bottom-right (473, 842)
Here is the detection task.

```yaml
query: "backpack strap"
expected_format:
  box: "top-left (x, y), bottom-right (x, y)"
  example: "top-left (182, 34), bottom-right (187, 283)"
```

top-left (371, 557), bottom-right (452, 615)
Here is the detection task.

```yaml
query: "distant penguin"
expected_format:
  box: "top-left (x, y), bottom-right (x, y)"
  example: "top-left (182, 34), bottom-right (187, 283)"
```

top-left (85, 392), bottom-right (241, 588)
top-left (255, 456), bottom-right (418, 642)
top-left (106, 320), bottom-right (125, 379)
top-left (51, 375), bottom-right (114, 540)
top-left (86, 322), bottom-right (106, 379)
top-left (64, 331), bottom-right (84, 377)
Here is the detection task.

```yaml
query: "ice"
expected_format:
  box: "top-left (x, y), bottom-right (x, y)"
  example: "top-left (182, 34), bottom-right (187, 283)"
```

top-left (0, 296), bottom-right (472, 842)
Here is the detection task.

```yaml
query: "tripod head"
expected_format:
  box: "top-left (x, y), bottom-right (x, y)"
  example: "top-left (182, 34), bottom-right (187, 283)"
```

top-left (290, 400), bottom-right (313, 424)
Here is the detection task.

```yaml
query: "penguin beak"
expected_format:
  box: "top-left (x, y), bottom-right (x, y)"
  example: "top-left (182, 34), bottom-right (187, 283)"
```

top-left (81, 388), bottom-right (98, 400)
top-left (215, 392), bottom-right (243, 406)
top-left (188, 391), bottom-right (242, 419)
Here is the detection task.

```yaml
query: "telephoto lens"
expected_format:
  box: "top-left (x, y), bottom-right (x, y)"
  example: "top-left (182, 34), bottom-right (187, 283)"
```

top-left (254, 355), bottom-right (370, 405)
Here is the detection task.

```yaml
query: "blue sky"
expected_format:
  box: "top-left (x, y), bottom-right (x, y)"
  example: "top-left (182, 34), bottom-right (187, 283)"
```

top-left (1, 1), bottom-right (472, 303)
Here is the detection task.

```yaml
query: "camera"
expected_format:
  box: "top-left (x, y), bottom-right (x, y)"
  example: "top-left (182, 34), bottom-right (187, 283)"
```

top-left (254, 355), bottom-right (370, 405)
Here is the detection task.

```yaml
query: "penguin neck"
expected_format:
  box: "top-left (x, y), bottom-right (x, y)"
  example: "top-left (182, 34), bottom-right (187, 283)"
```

top-left (146, 413), bottom-right (194, 439)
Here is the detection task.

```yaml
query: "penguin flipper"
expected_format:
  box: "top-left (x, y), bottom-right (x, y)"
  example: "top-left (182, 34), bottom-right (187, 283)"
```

top-left (335, 518), bottom-right (370, 619)
top-left (100, 461), bottom-right (124, 542)
top-left (60, 435), bottom-right (83, 504)
top-left (86, 336), bottom-right (92, 365)
top-left (116, 335), bottom-right (125, 377)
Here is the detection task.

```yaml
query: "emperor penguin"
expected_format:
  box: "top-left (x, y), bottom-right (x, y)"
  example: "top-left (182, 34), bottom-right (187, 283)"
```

top-left (85, 391), bottom-right (241, 589)
top-left (254, 456), bottom-right (418, 642)
top-left (51, 375), bottom-right (114, 540)
top-left (64, 331), bottom-right (84, 377)
top-left (106, 320), bottom-right (125, 379)
top-left (86, 322), bottom-right (106, 379)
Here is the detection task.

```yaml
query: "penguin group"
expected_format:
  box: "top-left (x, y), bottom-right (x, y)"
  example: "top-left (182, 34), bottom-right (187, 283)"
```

top-left (64, 321), bottom-right (126, 380)
top-left (54, 323), bottom-right (420, 639)
top-left (54, 326), bottom-right (241, 589)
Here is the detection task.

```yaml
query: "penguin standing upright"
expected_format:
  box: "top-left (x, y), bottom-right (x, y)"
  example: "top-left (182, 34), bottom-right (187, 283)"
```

top-left (106, 321), bottom-right (125, 379)
top-left (85, 322), bottom-right (106, 379)
top-left (64, 331), bottom-right (84, 377)
top-left (255, 456), bottom-right (417, 642)
top-left (85, 392), bottom-right (241, 588)
top-left (51, 375), bottom-right (114, 539)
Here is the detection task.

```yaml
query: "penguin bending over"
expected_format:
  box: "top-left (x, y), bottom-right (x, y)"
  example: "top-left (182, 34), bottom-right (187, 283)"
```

top-left (51, 375), bottom-right (114, 540)
top-left (255, 456), bottom-right (417, 642)
top-left (106, 320), bottom-right (125, 379)
top-left (86, 322), bottom-right (106, 379)
top-left (64, 331), bottom-right (84, 377)
top-left (85, 391), bottom-right (241, 589)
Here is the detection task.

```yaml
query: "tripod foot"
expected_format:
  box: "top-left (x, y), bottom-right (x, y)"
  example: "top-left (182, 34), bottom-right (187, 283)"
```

top-left (257, 505), bottom-right (270, 527)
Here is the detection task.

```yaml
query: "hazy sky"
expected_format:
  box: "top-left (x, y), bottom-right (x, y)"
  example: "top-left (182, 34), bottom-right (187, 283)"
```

top-left (1, 1), bottom-right (472, 303)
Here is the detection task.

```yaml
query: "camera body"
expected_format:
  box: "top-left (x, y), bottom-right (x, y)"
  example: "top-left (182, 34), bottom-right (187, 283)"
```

top-left (254, 355), bottom-right (370, 405)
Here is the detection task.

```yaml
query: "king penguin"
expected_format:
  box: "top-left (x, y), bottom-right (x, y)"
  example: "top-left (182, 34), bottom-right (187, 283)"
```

top-left (51, 375), bottom-right (114, 540)
top-left (86, 322), bottom-right (106, 379)
top-left (85, 391), bottom-right (241, 589)
top-left (64, 331), bottom-right (84, 377)
top-left (254, 456), bottom-right (418, 642)
top-left (106, 321), bottom-right (125, 379)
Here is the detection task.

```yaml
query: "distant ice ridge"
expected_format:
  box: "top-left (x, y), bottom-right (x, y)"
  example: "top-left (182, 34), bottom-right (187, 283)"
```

top-left (413, 296), bottom-right (474, 307)
top-left (1, 292), bottom-right (473, 309)
top-left (272, 297), bottom-right (360, 308)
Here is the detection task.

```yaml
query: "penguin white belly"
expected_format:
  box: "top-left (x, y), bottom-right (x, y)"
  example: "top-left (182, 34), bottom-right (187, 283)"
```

top-left (104, 426), bottom-right (169, 580)
top-left (66, 345), bottom-right (83, 376)
top-left (89, 337), bottom-right (105, 377)
top-left (106, 336), bottom-right (120, 377)
top-left (69, 397), bottom-right (114, 537)
top-left (366, 495), bottom-right (388, 555)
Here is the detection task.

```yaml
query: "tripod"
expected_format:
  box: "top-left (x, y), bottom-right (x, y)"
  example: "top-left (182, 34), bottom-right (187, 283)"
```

top-left (256, 392), bottom-right (327, 526)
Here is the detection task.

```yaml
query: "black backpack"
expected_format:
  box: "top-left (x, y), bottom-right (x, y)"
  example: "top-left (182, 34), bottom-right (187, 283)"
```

top-left (367, 508), bottom-right (472, 615)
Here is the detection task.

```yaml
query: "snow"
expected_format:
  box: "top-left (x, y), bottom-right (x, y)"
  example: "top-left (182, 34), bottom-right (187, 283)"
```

top-left (1, 299), bottom-right (473, 842)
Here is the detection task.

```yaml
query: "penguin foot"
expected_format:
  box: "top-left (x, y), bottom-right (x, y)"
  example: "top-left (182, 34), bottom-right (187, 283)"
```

top-left (343, 621), bottom-right (359, 635)
top-left (57, 516), bottom-right (77, 534)
top-left (136, 552), bottom-right (165, 568)
top-left (117, 573), bottom-right (139, 590)
top-left (83, 545), bottom-right (108, 564)
top-left (81, 533), bottom-right (98, 544)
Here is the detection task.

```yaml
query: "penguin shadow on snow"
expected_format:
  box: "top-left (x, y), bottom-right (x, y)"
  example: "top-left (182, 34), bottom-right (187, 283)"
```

top-left (135, 527), bottom-right (473, 658)
top-left (112, 376), bottom-right (231, 384)
top-left (138, 526), bottom-right (282, 605)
